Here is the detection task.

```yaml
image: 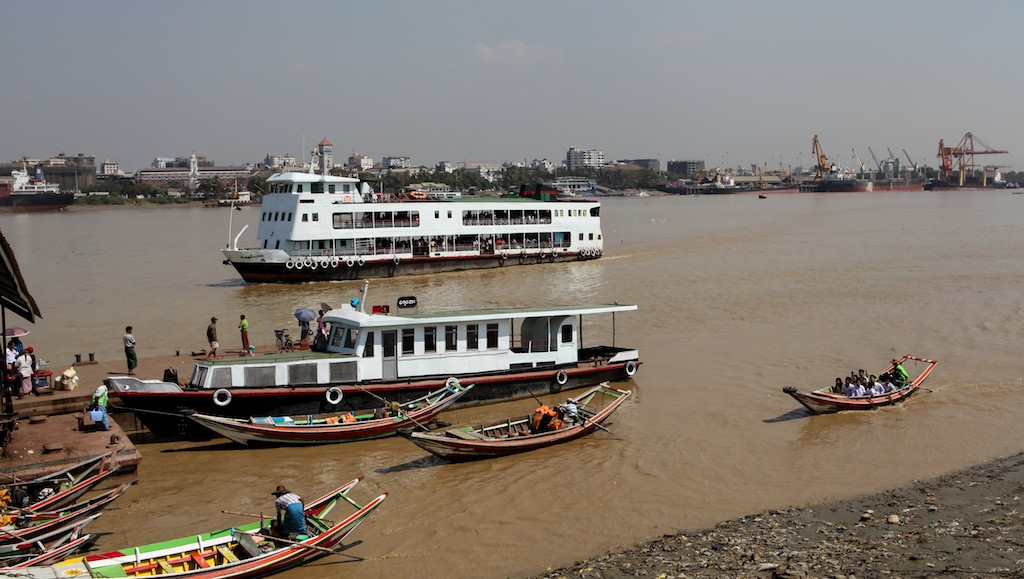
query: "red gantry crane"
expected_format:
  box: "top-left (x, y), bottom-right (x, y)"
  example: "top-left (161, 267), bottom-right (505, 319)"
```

top-left (937, 132), bottom-right (1008, 186)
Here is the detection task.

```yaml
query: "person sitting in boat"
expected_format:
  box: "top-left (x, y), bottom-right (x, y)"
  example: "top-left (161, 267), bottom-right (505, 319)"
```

top-left (559, 398), bottom-right (579, 424)
top-left (531, 405), bottom-right (559, 433)
top-left (891, 358), bottom-right (910, 386)
top-left (848, 378), bottom-right (867, 398)
top-left (832, 377), bottom-right (844, 394)
top-left (272, 485), bottom-right (307, 541)
top-left (869, 376), bottom-right (887, 396)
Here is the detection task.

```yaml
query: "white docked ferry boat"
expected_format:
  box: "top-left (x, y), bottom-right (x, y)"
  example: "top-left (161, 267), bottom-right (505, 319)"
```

top-left (106, 283), bottom-right (640, 440)
top-left (223, 165), bottom-right (604, 283)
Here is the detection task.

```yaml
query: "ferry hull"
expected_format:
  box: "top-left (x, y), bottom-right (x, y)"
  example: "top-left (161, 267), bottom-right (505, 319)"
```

top-left (110, 358), bottom-right (639, 440)
top-left (226, 251), bottom-right (596, 283)
top-left (0, 193), bottom-right (75, 212)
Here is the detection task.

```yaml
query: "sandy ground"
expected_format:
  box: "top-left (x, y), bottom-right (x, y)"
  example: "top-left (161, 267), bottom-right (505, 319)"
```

top-left (536, 451), bottom-right (1024, 578)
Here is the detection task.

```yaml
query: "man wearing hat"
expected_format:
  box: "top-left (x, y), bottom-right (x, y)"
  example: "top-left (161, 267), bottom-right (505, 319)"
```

top-left (272, 485), bottom-right (306, 539)
top-left (891, 358), bottom-right (910, 386)
top-left (206, 317), bottom-right (219, 359)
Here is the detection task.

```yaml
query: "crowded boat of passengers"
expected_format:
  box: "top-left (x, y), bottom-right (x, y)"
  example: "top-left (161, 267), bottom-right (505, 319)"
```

top-left (782, 355), bottom-right (937, 415)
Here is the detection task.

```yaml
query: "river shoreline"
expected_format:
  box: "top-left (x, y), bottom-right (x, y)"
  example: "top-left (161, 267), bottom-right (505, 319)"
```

top-left (535, 450), bottom-right (1024, 577)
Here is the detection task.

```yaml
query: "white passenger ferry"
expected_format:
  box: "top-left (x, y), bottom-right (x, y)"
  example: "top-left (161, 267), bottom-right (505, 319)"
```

top-left (106, 283), bottom-right (640, 440)
top-left (223, 163), bottom-right (604, 283)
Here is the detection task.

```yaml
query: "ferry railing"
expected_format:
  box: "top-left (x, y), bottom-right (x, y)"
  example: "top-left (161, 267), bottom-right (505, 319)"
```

top-left (510, 339), bottom-right (553, 353)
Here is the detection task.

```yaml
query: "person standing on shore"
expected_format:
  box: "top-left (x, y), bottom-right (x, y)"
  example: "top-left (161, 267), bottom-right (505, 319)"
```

top-left (206, 317), bottom-right (219, 359)
top-left (14, 347), bottom-right (34, 398)
top-left (123, 326), bottom-right (137, 375)
top-left (239, 315), bottom-right (250, 356)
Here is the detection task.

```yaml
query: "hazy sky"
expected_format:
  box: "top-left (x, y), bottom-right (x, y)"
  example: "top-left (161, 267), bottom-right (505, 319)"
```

top-left (3, 1), bottom-right (1021, 172)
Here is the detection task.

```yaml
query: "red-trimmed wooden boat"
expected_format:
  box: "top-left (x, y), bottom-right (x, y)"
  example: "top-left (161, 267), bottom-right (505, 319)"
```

top-left (0, 452), bottom-right (112, 511)
top-left (400, 383), bottom-right (631, 461)
top-left (5, 535), bottom-right (93, 569)
top-left (0, 514), bottom-right (98, 566)
top-left (0, 481), bottom-right (132, 549)
top-left (13, 477), bottom-right (387, 578)
top-left (12, 458), bottom-right (120, 514)
top-left (782, 355), bottom-right (938, 414)
top-left (185, 380), bottom-right (473, 446)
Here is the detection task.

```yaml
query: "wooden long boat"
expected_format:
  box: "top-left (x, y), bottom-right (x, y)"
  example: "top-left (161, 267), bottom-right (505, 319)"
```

top-left (0, 514), bottom-right (98, 566)
top-left (401, 383), bottom-right (631, 461)
top-left (0, 452), bottom-right (112, 511)
top-left (5, 536), bottom-right (93, 569)
top-left (107, 284), bottom-right (640, 441)
top-left (0, 482), bottom-right (132, 547)
top-left (8, 457), bottom-right (120, 514)
top-left (782, 355), bottom-right (938, 415)
top-left (12, 477), bottom-right (387, 578)
top-left (185, 380), bottom-right (474, 446)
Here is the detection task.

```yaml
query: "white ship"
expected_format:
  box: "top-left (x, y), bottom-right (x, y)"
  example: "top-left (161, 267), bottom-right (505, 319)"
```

top-left (223, 156), bottom-right (604, 283)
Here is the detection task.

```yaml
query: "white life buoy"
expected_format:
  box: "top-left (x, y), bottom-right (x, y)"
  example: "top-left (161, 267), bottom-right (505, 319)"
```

top-left (345, 257), bottom-right (355, 267)
top-left (309, 259), bottom-right (319, 270)
top-left (393, 255), bottom-right (401, 265)
top-left (293, 259), bottom-right (304, 270)
top-left (285, 260), bottom-right (295, 270)
top-left (329, 257), bottom-right (340, 268)
top-left (445, 376), bottom-right (460, 390)
top-left (213, 388), bottom-right (232, 407)
top-left (555, 370), bottom-right (568, 385)
top-left (303, 258), bottom-right (314, 268)
top-left (357, 257), bottom-right (365, 267)
top-left (325, 386), bottom-right (343, 405)
top-left (625, 360), bottom-right (638, 377)
top-left (500, 251), bottom-right (508, 260)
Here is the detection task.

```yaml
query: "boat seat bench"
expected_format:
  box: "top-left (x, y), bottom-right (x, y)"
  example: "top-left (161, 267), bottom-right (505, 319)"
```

top-left (446, 429), bottom-right (489, 441)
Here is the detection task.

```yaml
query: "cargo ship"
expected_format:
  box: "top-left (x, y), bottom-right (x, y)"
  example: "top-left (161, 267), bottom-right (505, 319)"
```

top-left (0, 165), bottom-right (74, 212)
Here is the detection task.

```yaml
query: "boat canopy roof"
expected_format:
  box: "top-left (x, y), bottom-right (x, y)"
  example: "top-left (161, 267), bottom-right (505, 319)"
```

top-left (323, 303), bottom-right (637, 328)
top-left (268, 171), bottom-right (360, 184)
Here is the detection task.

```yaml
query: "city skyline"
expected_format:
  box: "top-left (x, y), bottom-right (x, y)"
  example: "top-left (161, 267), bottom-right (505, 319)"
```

top-left (2, 1), bottom-right (1021, 173)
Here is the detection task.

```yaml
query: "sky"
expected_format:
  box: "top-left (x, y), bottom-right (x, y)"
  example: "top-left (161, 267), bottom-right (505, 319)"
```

top-left (2, 0), bottom-right (1022, 173)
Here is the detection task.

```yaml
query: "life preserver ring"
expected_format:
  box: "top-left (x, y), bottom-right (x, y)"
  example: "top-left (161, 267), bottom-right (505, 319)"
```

top-left (213, 388), bottom-right (232, 407)
top-left (357, 257), bottom-right (365, 267)
top-left (342, 194), bottom-right (352, 203)
top-left (624, 361), bottom-right (638, 377)
top-left (555, 370), bottom-right (568, 386)
top-left (293, 259), bottom-right (304, 270)
top-left (309, 259), bottom-right (319, 270)
top-left (346, 257), bottom-right (356, 267)
top-left (329, 257), bottom-right (340, 268)
top-left (393, 255), bottom-right (401, 265)
top-left (500, 251), bottom-right (508, 260)
top-left (285, 260), bottom-right (295, 270)
top-left (445, 377), bottom-right (460, 389)
top-left (303, 258), bottom-right (314, 268)
top-left (325, 387), bottom-right (343, 405)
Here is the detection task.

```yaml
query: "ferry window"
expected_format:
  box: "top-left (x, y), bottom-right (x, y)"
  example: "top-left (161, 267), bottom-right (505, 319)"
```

top-left (579, 233), bottom-right (584, 241)
top-left (445, 325), bottom-right (457, 351)
top-left (588, 233), bottom-right (593, 240)
top-left (466, 324), bottom-right (479, 350)
top-left (362, 331), bottom-right (374, 357)
top-left (311, 182), bottom-right (323, 194)
top-left (288, 213), bottom-right (293, 221)
top-left (424, 326), bottom-right (436, 353)
top-left (302, 214), bottom-right (308, 222)
top-left (486, 323), bottom-right (499, 349)
top-left (383, 332), bottom-right (396, 357)
top-left (296, 185), bottom-right (304, 193)
top-left (561, 324), bottom-right (573, 343)
top-left (333, 213), bottom-right (354, 229)
top-left (329, 184), bottom-right (336, 193)
top-left (447, 211), bottom-right (452, 219)
top-left (330, 327), bottom-right (346, 348)
top-left (402, 329), bottom-right (415, 355)
top-left (434, 211), bottom-right (439, 219)
top-left (274, 240), bottom-right (280, 249)
top-left (312, 214), bottom-right (319, 222)
top-left (344, 328), bottom-right (358, 349)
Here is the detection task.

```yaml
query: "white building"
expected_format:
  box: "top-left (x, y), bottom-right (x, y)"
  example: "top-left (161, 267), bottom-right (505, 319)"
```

top-left (566, 147), bottom-right (605, 171)
top-left (100, 160), bottom-right (120, 175)
top-left (464, 163), bottom-right (503, 183)
top-left (264, 153), bottom-right (298, 169)
top-left (383, 156), bottom-right (411, 169)
top-left (348, 154), bottom-right (373, 171)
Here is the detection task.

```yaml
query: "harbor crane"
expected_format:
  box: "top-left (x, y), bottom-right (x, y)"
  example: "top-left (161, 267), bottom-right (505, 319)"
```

top-left (937, 132), bottom-right (1008, 186)
top-left (851, 149), bottom-right (866, 174)
top-left (903, 149), bottom-right (918, 171)
top-left (811, 135), bottom-right (833, 179)
top-left (867, 147), bottom-right (882, 172)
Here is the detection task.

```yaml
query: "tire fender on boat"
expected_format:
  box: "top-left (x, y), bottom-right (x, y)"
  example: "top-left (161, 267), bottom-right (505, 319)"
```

top-left (293, 259), bottom-right (304, 270)
top-left (212, 388), bottom-right (232, 407)
top-left (555, 369), bottom-right (568, 386)
top-left (346, 257), bottom-right (356, 268)
top-left (500, 251), bottom-right (508, 260)
top-left (393, 255), bottom-right (401, 265)
top-left (285, 260), bottom-right (296, 270)
top-left (303, 258), bottom-right (314, 268)
top-left (356, 257), bottom-right (365, 267)
top-left (624, 360), bottom-right (638, 377)
top-left (445, 376), bottom-right (460, 390)
top-left (325, 386), bottom-right (343, 405)
top-left (329, 257), bottom-right (340, 268)
top-left (308, 259), bottom-right (318, 270)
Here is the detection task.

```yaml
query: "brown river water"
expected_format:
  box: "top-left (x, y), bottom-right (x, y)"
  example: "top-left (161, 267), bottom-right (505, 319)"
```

top-left (3, 191), bottom-right (1024, 577)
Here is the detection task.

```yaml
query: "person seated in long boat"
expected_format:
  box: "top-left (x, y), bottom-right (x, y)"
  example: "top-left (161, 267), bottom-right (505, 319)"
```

top-left (891, 358), bottom-right (910, 387)
top-left (832, 377), bottom-right (844, 394)
top-left (849, 378), bottom-right (868, 398)
top-left (531, 405), bottom-right (559, 433)
top-left (869, 376), bottom-right (887, 396)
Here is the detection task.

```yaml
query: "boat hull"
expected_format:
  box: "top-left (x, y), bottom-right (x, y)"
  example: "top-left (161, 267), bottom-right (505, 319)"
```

top-left (0, 193), bottom-right (75, 212)
top-left (111, 360), bottom-right (639, 440)
top-left (224, 250), bottom-right (594, 283)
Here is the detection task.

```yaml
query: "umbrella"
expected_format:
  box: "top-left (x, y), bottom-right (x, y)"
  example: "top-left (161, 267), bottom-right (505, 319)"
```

top-left (319, 302), bottom-right (332, 314)
top-left (2, 327), bottom-right (29, 338)
top-left (294, 307), bottom-right (317, 322)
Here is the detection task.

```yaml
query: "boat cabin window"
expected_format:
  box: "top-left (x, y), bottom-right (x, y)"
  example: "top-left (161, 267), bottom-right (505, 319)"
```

top-left (329, 184), bottom-right (336, 193)
top-left (467, 324), bottom-right (479, 350)
top-left (561, 324), bottom-right (573, 343)
top-left (445, 325), bottom-right (457, 351)
top-left (296, 184), bottom-right (304, 193)
top-left (486, 323), bottom-right (499, 349)
top-left (362, 331), bottom-right (375, 357)
top-left (402, 329), bottom-right (415, 354)
top-left (424, 326), bottom-right (436, 352)
top-left (311, 182), bottom-right (323, 194)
